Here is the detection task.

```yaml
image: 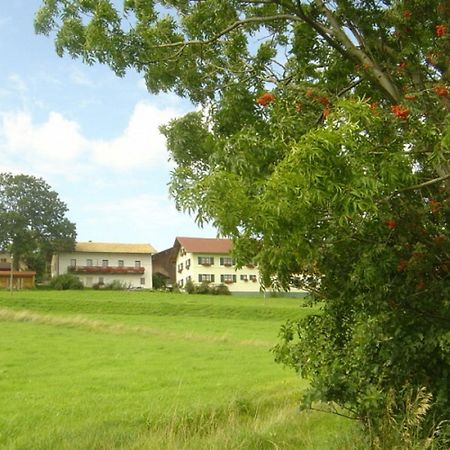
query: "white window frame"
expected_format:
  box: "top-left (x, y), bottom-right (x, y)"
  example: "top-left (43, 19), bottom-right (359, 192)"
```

top-left (198, 274), bottom-right (215, 282)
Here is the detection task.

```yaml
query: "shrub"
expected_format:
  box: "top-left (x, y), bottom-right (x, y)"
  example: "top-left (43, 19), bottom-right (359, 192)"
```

top-left (49, 273), bottom-right (84, 290)
top-left (153, 273), bottom-right (169, 290)
top-left (195, 281), bottom-right (211, 295)
top-left (185, 279), bottom-right (195, 294)
top-left (105, 280), bottom-right (128, 290)
top-left (184, 282), bottom-right (231, 295)
top-left (211, 284), bottom-right (231, 295)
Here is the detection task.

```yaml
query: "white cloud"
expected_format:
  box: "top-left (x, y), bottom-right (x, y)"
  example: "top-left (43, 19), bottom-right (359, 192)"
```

top-left (70, 68), bottom-right (96, 87)
top-left (91, 101), bottom-right (179, 171)
top-left (0, 110), bottom-right (88, 177)
top-left (0, 100), bottom-right (183, 177)
top-left (8, 74), bottom-right (27, 94)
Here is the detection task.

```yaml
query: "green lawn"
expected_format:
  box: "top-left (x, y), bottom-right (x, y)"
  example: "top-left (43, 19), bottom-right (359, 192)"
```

top-left (0, 290), bottom-right (362, 449)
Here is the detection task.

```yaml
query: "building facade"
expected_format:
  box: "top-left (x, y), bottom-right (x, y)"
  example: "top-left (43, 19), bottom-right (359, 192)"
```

top-left (0, 254), bottom-right (36, 289)
top-left (172, 237), bottom-right (260, 293)
top-left (52, 242), bottom-right (155, 289)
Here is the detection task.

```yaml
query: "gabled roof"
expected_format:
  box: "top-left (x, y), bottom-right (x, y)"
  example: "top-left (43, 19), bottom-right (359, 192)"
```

top-left (74, 242), bottom-right (156, 254)
top-left (174, 237), bottom-right (232, 254)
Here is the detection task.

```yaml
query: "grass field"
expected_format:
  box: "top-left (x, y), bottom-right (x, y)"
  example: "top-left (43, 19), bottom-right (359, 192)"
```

top-left (0, 290), bottom-right (362, 449)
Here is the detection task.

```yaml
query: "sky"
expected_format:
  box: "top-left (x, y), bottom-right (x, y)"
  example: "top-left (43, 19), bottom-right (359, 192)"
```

top-left (0, 0), bottom-right (217, 252)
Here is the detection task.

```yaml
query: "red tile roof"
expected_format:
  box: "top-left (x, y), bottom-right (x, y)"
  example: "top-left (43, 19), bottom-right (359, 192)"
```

top-left (175, 237), bottom-right (233, 254)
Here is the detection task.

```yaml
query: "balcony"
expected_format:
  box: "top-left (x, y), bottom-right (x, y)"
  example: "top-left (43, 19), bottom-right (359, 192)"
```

top-left (68, 265), bottom-right (145, 274)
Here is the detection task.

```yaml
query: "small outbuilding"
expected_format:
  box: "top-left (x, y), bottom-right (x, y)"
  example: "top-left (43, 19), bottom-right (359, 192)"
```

top-left (0, 270), bottom-right (36, 289)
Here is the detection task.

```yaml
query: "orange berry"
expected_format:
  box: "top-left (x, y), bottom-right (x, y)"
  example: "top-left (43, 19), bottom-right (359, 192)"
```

top-left (434, 85), bottom-right (449, 97)
top-left (436, 24), bottom-right (447, 37)
top-left (385, 219), bottom-right (397, 230)
top-left (391, 105), bottom-right (410, 120)
top-left (396, 259), bottom-right (408, 272)
top-left (256, 92), bottom-right (275, 106)
top-left (316, 96), bottom-right (330, 106)
top-left (416, 279), bottom-right (426, 290)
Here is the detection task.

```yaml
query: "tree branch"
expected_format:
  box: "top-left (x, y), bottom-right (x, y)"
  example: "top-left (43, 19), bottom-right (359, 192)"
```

top-left (398, 174), bottom-right (450, 192)
top-left (150, 14), bottom-right (302, 50)
top-left (313, 0), bottom-right (401, 102)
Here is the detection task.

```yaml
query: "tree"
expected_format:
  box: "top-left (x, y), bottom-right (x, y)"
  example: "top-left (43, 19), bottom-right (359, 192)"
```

top-left (0, 173), bottom-right (76, 276)
top-left (35, 0), bottom-right (449, 443)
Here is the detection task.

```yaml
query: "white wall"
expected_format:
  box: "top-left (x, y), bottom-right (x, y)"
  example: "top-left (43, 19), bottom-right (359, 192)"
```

top-left (53, 251), bottom-right (153, 289)
top-left (175, 250), bottom-right (260, 293)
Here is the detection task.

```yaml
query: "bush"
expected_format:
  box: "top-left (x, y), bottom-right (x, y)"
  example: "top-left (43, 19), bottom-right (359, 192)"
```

top-left (194, 281), bottom-right (211, 294)
top-left (211, 284), bottom-right (231, 295)
top-left (184, 281), bottom-right (231, 296)
top-left (105, 280), bottom-right (129, 290)
top-left (49, 273), bottom-right (84, 290)
top-left (185, 279), bottom-right (195, 294)
top-left (153, 273), bottom-right (169, 290)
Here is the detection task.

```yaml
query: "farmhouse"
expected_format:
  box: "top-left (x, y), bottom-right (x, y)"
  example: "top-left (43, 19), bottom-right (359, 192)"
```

top-left (52, 242), bottom-right (155, 289)
top-left (166, 236), bottom-right (260, 294)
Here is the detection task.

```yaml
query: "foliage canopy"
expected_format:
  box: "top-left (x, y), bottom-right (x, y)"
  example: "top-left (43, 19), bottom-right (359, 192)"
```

top-left (35, 0), bottom-right (449, 443)
top-left (0, 173), bottom-right (76, 273)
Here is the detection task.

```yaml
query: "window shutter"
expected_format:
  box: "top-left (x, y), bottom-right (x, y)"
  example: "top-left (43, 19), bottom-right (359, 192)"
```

top-left (198, 274), bottom-right (202, 282)
top-left (220, 274), bottom-right (224, 282)
top-left (233, 275), bottom-right (237, 282)
top-left (211, 274), bottom-right (215, 282)
top-left (220, 257), bottom-right (224, 265)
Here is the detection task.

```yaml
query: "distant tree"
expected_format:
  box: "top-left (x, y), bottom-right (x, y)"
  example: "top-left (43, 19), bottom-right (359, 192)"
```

top-left (0, 173), bottom-right (76, 275)
top-left (152, 272), bottom-right (169, 290)
top-left (35, 0), bottom-right (449, 444)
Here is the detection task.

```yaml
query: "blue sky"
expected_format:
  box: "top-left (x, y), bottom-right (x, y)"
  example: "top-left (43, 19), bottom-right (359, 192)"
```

top-left (0, 0), bottom-right (217, 252)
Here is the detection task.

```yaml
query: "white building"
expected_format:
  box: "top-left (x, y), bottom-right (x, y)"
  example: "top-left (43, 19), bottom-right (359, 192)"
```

top-left (52, 242), bottom-right (155, 288)
top-left (172, 237), bottom-right (260, 293)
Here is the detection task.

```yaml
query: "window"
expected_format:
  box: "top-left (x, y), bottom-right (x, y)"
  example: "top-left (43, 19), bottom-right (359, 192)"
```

top-left (198, 256), bottom-right (214, 266)
top-left (118, 260), bottom-right (124, 267)
top-left (220, 257), bottom-right (235, 266)
top-left (178, 262), bottom-right (183, 273)
top-left (86, 259), bottom-right (93, 267)
top-left (186, 275), bottom-right (191, 283)
top-left (70, 259), bottom-right (76, 267)
top-left (240, 274), bottom-right (248, 281)
top-left (198, 274), bottom-right (215, 283)
top-left (140, 277), bottom-right (145, 285)
top-left (185, 258), bottom-right (191, 269)
top-left (0, 258), bottom-right (7, 263)
top-left (179, 278), bottom-right (184, 287)
top-left (250, 274), bottom-right (257, 282)
top-left (102, 260), bottom-right (108, 267)
top-left (98, 276), bottom-right (104, 284)
top-left (135, 260), bottom-right (141, 268)
top-left (220, 274), bottom-right (236, 284)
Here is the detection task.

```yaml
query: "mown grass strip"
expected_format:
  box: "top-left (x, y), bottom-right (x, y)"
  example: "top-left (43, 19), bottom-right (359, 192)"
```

top-left (0, 290), bottom-right (312, 322)
top-left (0, 307), bottom-right (272, 348)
